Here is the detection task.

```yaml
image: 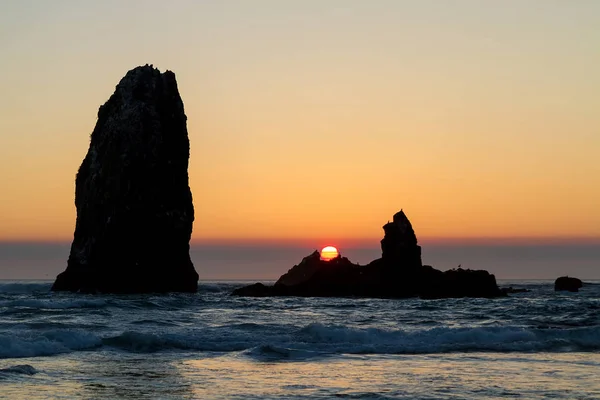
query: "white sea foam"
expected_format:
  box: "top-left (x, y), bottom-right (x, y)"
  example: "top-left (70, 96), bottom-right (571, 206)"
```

top-left (296, 323), bottom-right (600, 354)
top-left (2, 323), bottom-right (599, 359)
top-left (0, 330), bottom-right (101, 358)
top-left (0, 280), bottom-right (599, 399)
top-left (0, 281), bottom-right (599, 361)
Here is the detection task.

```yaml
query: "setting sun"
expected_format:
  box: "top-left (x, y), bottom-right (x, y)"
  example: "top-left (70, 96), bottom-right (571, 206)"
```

top-left (320, 246), bottom-right (339, 261)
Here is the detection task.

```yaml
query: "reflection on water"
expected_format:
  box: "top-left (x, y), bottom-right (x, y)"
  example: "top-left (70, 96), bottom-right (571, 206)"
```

top-left (0, 353), bottom-right (195, 400)
top-left (78, 354), bottom-right (194, 400)
top-left (1, 351), bottom-right (600, 399)
top-left (180, 352), bottom-right (600, 399)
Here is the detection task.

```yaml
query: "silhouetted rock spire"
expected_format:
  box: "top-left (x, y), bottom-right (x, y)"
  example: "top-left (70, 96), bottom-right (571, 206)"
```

top-left (52, 65), bottom-right (199, 293)
top-left (380, 209), bottom-right (422, 268)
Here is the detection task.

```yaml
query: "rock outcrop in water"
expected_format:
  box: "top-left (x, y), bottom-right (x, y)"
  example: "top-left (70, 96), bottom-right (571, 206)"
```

top-left (232, 210), bottom-right (504, 299)
top-left (554, 276), bottom-right (583, 292)
top-left (52, 65), bottom-right (199, 293)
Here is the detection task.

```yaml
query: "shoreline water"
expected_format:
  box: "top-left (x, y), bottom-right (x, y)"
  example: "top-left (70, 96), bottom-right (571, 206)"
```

top-left (1, 279), bottom-right (599, 398)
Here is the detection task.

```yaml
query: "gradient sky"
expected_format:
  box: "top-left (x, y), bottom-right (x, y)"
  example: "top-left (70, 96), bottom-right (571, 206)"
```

top-left (1, 0), bottom-right (599, 243)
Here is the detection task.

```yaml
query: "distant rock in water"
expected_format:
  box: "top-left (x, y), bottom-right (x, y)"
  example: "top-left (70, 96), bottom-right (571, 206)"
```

top-left (232, 210), bottom-right (504, 299)
top-left (554, 276), bottom-right (583, 292)
top-left (52, 65), bottom-right (199, 293)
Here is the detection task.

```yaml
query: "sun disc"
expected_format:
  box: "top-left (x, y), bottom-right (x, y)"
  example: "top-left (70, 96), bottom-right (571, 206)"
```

top-left (320, 246), bottom-right (339, 261)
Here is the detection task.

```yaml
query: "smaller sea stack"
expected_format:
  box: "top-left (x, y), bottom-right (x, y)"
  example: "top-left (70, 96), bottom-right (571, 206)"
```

top-left (232, 210), bottom-right (504, 299)
top-left (52, 65), bottom-right (199, 293)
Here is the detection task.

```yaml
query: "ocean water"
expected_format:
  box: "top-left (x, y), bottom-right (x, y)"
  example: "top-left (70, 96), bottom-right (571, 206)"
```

top-left (1, 280), bottom-right (599, 399)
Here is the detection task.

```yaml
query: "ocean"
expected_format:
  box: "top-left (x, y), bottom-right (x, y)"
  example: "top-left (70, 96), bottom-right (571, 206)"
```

top-left (1, 280), bottom-right (599, 399)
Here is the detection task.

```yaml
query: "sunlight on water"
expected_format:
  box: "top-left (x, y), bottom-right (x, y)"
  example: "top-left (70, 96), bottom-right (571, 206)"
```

top-left (3, 352), bottom-right (600, 399)
top-left (178, 353), bottom-right (600, 399)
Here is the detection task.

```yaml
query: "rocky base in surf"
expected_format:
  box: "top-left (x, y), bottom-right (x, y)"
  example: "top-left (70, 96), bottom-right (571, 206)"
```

top-left (232, 210), bottom-right (505, 299)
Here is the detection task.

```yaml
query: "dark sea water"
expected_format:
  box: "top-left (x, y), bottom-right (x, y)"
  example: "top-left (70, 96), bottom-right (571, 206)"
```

top-left (1, 280), bottom-right (600, 399)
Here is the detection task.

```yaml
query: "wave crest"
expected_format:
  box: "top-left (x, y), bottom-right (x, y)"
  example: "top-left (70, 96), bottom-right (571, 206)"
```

top-left (2, 323), bottom-right (600, 359)
top-left (297, 323), bottom-right (600, 353)
top-left (0, 330), bottom-right (101, 358)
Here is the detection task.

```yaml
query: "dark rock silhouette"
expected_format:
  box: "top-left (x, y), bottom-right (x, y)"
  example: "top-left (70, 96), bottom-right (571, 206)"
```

top-left (52, 65), bottom-right (199, 293)
top-left (554, 276), bottom-right (583, 292)
top-left (381, 210), bottom-right (422, 268)
top-left (232, 211), bottom-right (504, 299)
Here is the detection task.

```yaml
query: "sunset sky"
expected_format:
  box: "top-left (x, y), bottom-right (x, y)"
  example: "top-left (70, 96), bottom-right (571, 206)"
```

top-left (1, 0), bottom-right (599, 244)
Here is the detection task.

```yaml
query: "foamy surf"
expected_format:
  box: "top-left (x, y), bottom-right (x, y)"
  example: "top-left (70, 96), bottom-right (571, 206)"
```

top-left (0, 280), bottom-right (599, 399)
top-left (2, 323), bottom-right (600, 359)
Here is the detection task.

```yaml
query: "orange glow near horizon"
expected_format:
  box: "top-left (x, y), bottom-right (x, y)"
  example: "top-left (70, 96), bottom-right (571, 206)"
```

top-left (0, 2), bottom-right (599, 243)
top-left (320, 246), bottom-right (339, 261)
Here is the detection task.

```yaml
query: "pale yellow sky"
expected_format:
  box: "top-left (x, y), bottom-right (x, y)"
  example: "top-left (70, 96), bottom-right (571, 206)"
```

top-left (0, 0), bottom-right (598, 242)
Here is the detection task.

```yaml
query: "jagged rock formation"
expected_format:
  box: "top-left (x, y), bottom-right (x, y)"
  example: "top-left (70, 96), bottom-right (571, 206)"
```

top-left (380, 209), bottom-right (422, 268)
top-left (276, 250), bottom-right (325, 286)
top-left (232, 253), bottom-right (363, 297)
top-left (52, 65), bottom-right (199, 293)
top-left (232, 210), bottom-right (504, 299)
top-left (554, 276), bottom-right (583, 292)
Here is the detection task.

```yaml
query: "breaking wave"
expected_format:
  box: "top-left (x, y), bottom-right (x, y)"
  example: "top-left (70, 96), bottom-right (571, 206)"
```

top-left (0, 330), bottom-right (101, 358)
top-left (2, 323), bottom-right (600, 359)
top-left (296, 323), bottom-right (600, 354)
top-left (1, 280), bottom-right (599, 362)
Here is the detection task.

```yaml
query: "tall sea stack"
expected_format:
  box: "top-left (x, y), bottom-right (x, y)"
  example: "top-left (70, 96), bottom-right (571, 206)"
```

top-left (52, 65), bottom-right (199, 293)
